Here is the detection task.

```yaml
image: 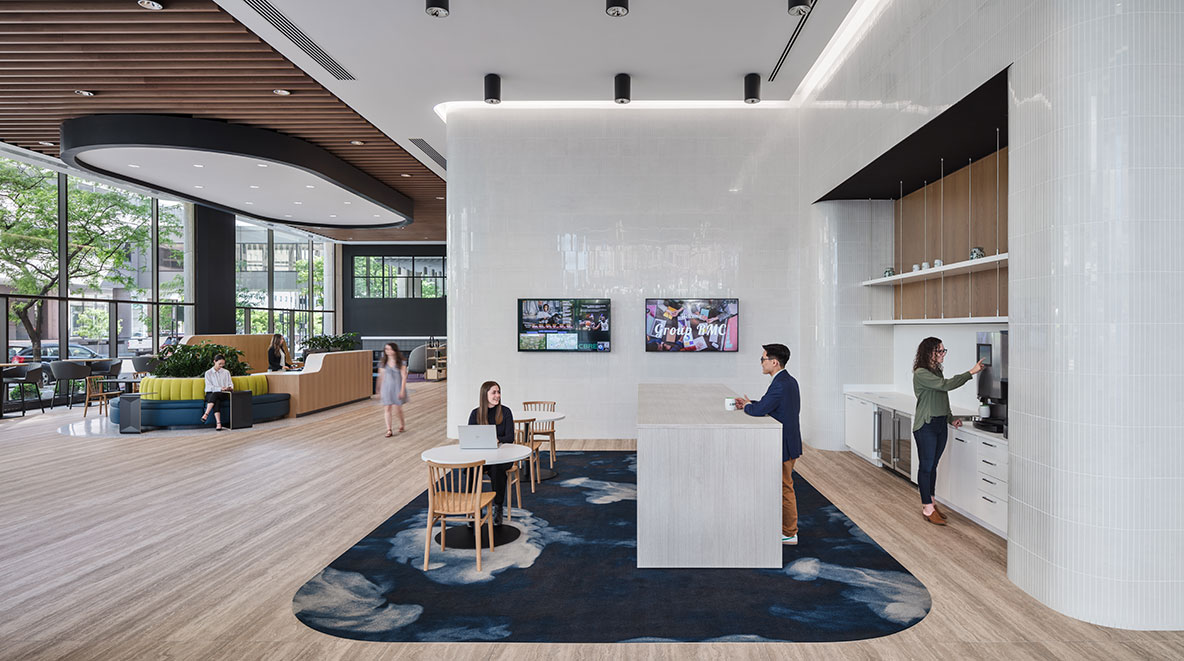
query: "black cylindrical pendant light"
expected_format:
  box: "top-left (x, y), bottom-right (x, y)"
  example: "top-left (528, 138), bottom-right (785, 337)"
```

top-left (614, 73), bottom-right (631, 104)
top-left (426, 0), bottom-right (449, 18)
top-left (788, 0), bottom-right (811, 16)
top-left (484, 74), bottom-right (501, 104)
top-left (606, 0), bottom-right (629, 17)
top-left (744, 73), bottom-right (761, 104)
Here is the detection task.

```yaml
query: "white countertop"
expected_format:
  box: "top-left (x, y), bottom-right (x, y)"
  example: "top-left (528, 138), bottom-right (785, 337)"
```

top-left (845, 390), bottom-right (1007, 443)
top-left (637, 384), bottom-right (782, 429)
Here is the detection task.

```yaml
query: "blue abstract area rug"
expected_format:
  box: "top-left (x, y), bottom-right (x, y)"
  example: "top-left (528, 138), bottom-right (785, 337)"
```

top-left (293, 451), bottom-right (931, 643)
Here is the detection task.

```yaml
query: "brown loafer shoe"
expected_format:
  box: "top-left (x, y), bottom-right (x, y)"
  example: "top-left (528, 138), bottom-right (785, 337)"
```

top-left (923, 510), bottom-right (947, 525)
top-left (933, 504), bottom-right (948, 520)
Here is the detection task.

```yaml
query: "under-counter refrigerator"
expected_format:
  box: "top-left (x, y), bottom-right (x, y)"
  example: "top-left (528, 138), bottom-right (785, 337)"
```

top-left (877, 408), bottom-right (913, 480)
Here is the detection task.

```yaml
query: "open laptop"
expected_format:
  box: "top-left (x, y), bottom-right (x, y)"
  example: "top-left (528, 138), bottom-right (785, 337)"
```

top-left (458, 425), bottom-right (498, 449)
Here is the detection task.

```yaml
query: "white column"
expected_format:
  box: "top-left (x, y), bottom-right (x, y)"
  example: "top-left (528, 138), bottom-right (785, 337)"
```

top-left (1007, 1), bottom-right (1184, 629)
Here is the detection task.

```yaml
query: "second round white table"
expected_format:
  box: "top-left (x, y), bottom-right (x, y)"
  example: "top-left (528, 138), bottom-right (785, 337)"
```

top-left (421, 443), bottom-right (531, 548)
top-left (509, 409), bottom-right (566, 481)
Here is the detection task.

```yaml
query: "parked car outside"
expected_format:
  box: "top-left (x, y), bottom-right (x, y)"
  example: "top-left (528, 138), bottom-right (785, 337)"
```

top-left (11, 343), bottom-right (103, 362)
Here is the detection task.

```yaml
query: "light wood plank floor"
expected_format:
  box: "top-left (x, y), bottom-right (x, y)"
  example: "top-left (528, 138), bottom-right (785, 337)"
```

top-left (0, 383), bottom-right (1181, 660)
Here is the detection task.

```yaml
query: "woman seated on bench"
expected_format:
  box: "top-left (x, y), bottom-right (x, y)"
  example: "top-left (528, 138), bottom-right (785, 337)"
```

top-left (200, 354), bottom-right (233, 431)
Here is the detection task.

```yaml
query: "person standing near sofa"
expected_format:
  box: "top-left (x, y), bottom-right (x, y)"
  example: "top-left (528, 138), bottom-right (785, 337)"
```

top-left (734, 343), bottom-right (802, 545)
top-left (200, 354), bottom-right (233, 431)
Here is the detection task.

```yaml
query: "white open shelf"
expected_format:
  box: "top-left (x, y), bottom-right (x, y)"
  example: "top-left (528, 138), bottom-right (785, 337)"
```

top-left (861, 252), bottom-right (1008, 286)
top-left (862, 316), bottom-right (1008, 326)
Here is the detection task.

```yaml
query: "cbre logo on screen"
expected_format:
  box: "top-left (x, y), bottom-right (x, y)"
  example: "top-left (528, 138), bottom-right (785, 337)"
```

top-left (645, 298), bottom-right (739, 352)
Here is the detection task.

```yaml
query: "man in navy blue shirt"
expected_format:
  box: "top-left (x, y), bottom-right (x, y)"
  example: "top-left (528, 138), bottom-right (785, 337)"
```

top-left (735, 343), bottom-right (802, 545)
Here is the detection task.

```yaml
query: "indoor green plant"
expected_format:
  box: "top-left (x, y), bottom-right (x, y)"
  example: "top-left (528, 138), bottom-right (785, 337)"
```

top-left (153, 342), bottom-right (250, 378)
top-left (302, 332), bottom-right (360, 354)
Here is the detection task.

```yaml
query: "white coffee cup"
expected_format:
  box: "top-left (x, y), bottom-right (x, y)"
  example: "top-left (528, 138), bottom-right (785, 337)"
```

top-left (922, 261), bottom-right (931, 270)
top-left (934, 258), bottom-right (944, 267)
top-left (724, 398), bottom-right (737, 411)
top-left (912, 264), bottom-right (920, 272)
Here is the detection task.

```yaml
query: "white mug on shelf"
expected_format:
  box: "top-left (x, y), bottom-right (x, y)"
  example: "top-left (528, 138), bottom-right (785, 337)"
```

top-left (922, 261), bottom-right (930, 270)
top-left (911, 263), bottom-right (920, 272)
top-left (934, 258), bottom-right (944, 267)
top-left (724, 398), bottom-right (737, 411)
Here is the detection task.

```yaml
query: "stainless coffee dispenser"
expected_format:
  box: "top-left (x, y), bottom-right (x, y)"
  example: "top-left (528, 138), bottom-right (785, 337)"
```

top-left (974, 330), bottom-right (1008, 434)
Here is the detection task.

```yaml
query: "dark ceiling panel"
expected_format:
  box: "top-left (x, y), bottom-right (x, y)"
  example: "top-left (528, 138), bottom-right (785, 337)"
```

top-left (817, 67), bottom-right (1009, 202)
top-left (0, 0), bottom-right (444, 241)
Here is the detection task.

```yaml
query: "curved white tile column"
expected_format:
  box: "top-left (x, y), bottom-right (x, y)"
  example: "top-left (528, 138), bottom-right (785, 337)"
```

top-left (1007, 2), bottom-right (1184, 629)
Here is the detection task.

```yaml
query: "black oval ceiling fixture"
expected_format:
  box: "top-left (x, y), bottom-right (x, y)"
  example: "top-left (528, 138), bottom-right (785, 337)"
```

top-left (60, 114), bottom-right (414, 230)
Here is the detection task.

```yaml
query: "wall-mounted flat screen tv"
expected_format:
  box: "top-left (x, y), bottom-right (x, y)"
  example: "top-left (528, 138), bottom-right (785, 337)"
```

top-left (519, 299), bottom-right (611, 352)
top-left (645, 298), bottom-right (739, 352)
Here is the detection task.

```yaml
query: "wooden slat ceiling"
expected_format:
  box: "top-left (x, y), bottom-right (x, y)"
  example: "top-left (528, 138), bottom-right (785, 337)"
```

top-left (0, 0), bottom-right (444, 242)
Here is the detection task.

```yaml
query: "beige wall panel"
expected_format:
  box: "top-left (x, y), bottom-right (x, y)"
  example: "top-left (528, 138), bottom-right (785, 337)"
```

top-left (999, 147), bottom-right (1009, 253)
top-left (943, 273), bottom-right (971, 318)
top-left (925, 181), bottom-right (942, 265)
top-left (901, 282), bottom-right (924, 319)
top-left (901, 189), bottom-right (924, 271)
top-left (942, 164), bottom-right (971, 264)
top-left (970, 152), bottom-right (1000, 257)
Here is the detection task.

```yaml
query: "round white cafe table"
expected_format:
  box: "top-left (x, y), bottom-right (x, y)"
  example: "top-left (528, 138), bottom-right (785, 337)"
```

top-left (420, 443), bottom-right (530, 466)
top-left (509, 409), bottom-right (566, 481)
top-left (421, 443), bottom-right (531, 549)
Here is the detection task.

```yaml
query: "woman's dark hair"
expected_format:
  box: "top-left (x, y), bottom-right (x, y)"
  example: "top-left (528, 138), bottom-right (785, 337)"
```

top-left (213, 353), bottom-right (226, 363)
top-left (762, 343), bottom-right (791, 368)
top-left (381, 342), bottom-right (403, 368)
top-left (477, 380), bottom-right (503, 425)
top-left (913, 337), bottom-right (943, 373)
top-left (269, 333), bottom-right (284, 352)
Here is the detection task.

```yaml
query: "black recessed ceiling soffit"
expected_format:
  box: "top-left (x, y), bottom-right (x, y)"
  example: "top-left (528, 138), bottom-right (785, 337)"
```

top-left (60, 114), bottom-right (414, 230)
top-left (818, 67), bottom-right (1009, 202)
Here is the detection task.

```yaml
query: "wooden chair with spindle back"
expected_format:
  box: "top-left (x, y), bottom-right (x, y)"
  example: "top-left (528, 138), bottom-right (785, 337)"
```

top-left (423, 459), bottom-right (496, 572)
top-left (522, 401), bottom-right (557, 469)
top-left (513, 417), bottom-right (539, 494)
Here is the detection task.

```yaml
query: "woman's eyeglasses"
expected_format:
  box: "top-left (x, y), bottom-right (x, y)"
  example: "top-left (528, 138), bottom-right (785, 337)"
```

top-left (935, 349), bottom-right (948, 355)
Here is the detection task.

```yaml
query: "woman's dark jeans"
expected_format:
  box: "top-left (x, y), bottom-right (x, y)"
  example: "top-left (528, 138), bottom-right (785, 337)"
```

top-left (913, 415), bottom-right (948, 505)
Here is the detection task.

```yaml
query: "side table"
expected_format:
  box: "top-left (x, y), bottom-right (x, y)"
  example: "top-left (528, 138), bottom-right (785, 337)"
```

top-left (119, 393), bottom-right (143, 434)
top-left (228, 390), bottom-right (253, 429)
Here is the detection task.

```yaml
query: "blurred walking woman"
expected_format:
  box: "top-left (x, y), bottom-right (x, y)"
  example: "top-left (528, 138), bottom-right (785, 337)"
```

top-left (378, 342), bottom-right (408, 437)
top-left (912, 337), bottom-right (983, 525)
top-left (467, 381), bottom-right (514, 525)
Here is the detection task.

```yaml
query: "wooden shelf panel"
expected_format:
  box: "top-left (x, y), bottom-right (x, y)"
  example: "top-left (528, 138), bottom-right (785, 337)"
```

top-left (862, 253), bottom-right (1007, 287)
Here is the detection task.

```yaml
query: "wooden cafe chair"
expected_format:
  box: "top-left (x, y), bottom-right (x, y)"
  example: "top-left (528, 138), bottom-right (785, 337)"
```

top-left (423, 459), bottom-right (496, 572)
top-left (514, 417), bottom-right (539, 493)
top-left (522, 401), bottom-right (557, 469)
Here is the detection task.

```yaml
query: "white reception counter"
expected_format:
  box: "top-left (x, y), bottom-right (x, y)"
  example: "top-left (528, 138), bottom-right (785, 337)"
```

top-left (636, 384), bottom-right (783, 568)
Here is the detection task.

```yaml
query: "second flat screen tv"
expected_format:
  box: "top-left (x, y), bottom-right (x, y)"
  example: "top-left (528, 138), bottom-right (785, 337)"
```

top-left (519, 299), bottom-right (611, 352)
top-left (645, 298), bottom-right (739, 352)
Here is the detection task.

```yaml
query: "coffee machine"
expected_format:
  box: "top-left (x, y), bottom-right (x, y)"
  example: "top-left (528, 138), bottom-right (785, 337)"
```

top-left (974, 330), bottom-right (1008, 434)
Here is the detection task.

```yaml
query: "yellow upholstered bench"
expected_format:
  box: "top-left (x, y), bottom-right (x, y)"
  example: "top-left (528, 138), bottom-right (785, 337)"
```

top-left (140, 374), bottom-right (269, 400)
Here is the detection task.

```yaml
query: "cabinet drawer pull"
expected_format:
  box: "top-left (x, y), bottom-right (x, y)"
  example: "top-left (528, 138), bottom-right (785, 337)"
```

top-left (982, 460), bottom-right (997, 466)
top-left (983, 442), bottom-right (996, 448)
top-left (982, 478), bottom-right (997, 485)
top-left (956, 438), bottom-right (967, 443)
top-left (981, 496), bottom-right (996, 504)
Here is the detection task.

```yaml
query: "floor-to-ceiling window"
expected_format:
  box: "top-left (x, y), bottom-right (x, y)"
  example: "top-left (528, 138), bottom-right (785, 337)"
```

top-left (1, 155), bottom-right (195, 361)
top-left (234, 216), bottom-right (334, 353)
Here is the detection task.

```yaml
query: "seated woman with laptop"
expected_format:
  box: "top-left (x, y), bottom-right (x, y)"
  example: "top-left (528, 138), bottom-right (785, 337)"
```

top-left (465, 380), bottom-right (515, 525)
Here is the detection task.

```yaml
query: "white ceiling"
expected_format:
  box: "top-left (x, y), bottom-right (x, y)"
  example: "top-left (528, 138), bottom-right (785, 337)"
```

top-left (213, 0), bottom-right (857, 180)
top-left (78, 147), bottom-right (410, 228)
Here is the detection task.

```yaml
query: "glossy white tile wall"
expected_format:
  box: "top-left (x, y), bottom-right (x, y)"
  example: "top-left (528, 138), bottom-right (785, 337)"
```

top-left (446, 108), bottom-right (800, 440)
top-left (797, 200), bottom-right (894, 449)
top-left (791, 0), bottom-right (1184, 631)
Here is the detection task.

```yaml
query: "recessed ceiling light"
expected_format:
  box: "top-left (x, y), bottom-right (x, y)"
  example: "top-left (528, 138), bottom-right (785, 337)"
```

top-left (128, 164), bottom-right (141, 168)
top-left (249, 185), bottom-right (259, 189)
top-left (305, 185), bottom-right (315, 189)
top-left (284, 214), bottom-right (292, 218)
top-left (606, 1), bottom-right (629, 17)
top-left (244, 201), bottom-right (254, 205)
top-left (193, 185), bottom-right (204, 189)
top-left (344, 201), bottom-right (352, 205)
top-left (400, 173), bottom-right (412, 178)
top-left (294, 201), bottom-right (303, 205)
top-left (373, 214), bottom-right (380, 218)
top-left (425, 0), bottom-right (449, 17)
top-left (138, 0), bottom-right (164, 9)
top-left (330, 214), bottom-right (337, 218)
top-left (38, 141), bottom-right (55, 147)
top-left (193, 164), bottom-right (204, 168)
top-left (74, 89), bottom-right (95, 96)
top-left (435, 196), bottom-right (444, 200)
top-left (272, 89), bottom-right (292, 96)
top-left (257, 163), bottom-right (268, 168)
top-left (349, 140), bottom-right (365, 146)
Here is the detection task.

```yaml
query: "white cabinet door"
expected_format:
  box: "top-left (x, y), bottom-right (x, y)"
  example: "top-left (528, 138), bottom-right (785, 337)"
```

top-left (947, 430), bottom-right (980, 512)
top-left (934, 425), bottom-right (958, 503)
top-left (844, 396), bottom-right (877, 464)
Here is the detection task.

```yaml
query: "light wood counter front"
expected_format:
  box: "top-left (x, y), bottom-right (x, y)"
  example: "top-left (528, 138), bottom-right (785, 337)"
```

top-left (265, 350), bottom-right (371, 418)
top-left (636, 384), bottom-right (782, 569)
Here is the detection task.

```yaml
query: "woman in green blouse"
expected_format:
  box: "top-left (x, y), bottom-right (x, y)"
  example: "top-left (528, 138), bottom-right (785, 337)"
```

top-left (913, 337), bottom-right (983, 525)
